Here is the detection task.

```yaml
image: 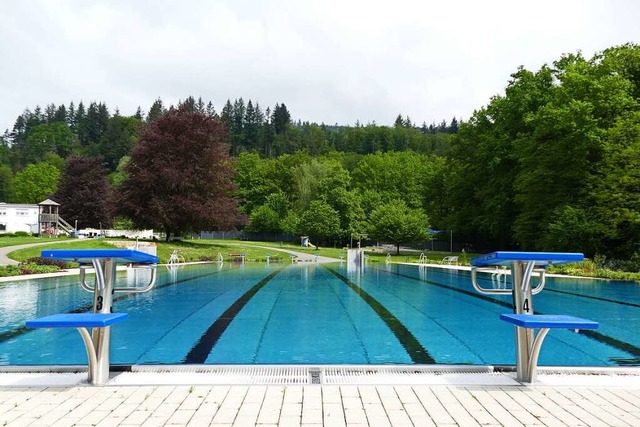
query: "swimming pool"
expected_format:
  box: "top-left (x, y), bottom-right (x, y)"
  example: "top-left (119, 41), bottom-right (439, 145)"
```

top-left (1, 262), bottom-right (638, 367)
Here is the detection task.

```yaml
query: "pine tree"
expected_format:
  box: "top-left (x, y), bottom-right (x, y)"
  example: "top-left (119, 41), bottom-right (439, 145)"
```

top-left (272, 103), bottom-right (291, 134)
top-left (449, 117), bottom-right (459, 133)
top-left (147, 98), bottom-right (165, 123)
top-left (220, 99), bottom-right (233, 130)
top-left (231, 98), bottom-right (246, 154)
top-left (67, 102), bottom-right (76, 131)
top-left (196, 97), bottom-right (206, 113)
top-left (84, 102), bottom-right (110, 147)
top-left (75, 102), bottom-right (87, 144)
top-left (44, 104), bottom-right (56, 123)
top-left (206, 101), bottom-right (217, 117)
top-left (53, 105), bottom-right (67, 123)
top-left (244, 100), bottom-right (260, 151)
top-left (180, 96), bottom-right (197, 112)
top-left (134, 106), bottom-right (144, 120)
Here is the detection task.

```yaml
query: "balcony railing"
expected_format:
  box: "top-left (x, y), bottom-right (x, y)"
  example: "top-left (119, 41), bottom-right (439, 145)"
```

top-left (39, 214), bottom-right (59, 223)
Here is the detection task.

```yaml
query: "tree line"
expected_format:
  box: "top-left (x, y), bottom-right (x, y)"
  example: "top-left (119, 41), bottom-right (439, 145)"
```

top-left (1, 43), bottom-right (639, 263)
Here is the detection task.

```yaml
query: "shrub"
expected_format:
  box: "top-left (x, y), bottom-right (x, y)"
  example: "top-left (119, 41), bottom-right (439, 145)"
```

top-left (18, 264), bottom-right (60, 275)
top-left (22, 257), bottom-right (70, 269)
top-left (0, 265), bottom-right (22, 277)
top-left (13, 231), bottom-right (30, 237)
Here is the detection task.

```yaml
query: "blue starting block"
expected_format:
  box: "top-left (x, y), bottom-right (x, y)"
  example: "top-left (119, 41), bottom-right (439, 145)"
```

top-left (41, 249), bottom-right (158, 265)
top-left (500, 314), bottom-right (599, 330)
top-left (499, 314), bottom-right (598, 383)
top-left (26, 313), bottom-right (128, 329)
top-left (27, 249), bottom-right (157, 385)
top-left (469, 251), bottom-right (597, 383)
top-left (26, 313), bottom-right (129, 385)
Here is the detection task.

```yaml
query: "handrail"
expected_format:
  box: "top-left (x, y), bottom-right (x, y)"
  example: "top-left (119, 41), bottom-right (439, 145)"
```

top-left (79, 265), bottom-right (95, 292)
top-left (491, 266), bottom-right (508, 288)
top-left (472, 265), bottom-right (546, 295)
top-left (531, 269), bottom-right (546, 295)
top-left (114, 265), bottom-right (157, 293)
top-left (79, 263), bottom-right (157, 294)
top-left (93, 259), bottom-right (105, 291)
top-left (471, 267), bottom-right (512, 295)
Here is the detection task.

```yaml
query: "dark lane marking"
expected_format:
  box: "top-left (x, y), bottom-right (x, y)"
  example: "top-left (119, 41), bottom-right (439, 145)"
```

top-left (183, 267), bottom-right (285, 364)
top-left (0, 265), bottom-right (242, 344)
top-left (324, 266), bottom-right (435, 364)
top-left (373, 266), bottom-right (640, 359)
top-left (545, 288), bottom-right (640, 308)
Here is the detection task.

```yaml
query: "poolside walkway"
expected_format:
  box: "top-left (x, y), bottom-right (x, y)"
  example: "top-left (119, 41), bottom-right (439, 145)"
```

top-left (0, 240), bottom-right (76, 266)
top-left (2, 381), bottom-right (639, 426)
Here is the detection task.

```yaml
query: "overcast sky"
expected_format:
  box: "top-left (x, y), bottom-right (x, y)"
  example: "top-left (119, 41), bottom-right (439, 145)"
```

top-left (1, 0), bottom-right (639, 133)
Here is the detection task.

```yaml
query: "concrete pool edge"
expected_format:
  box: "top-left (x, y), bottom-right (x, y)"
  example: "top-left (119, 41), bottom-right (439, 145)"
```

top-left (1, 364), bottom-right (639, 387)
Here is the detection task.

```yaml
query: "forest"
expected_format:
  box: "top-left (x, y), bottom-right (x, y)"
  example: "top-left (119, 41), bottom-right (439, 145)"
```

top-left (0, 44), bottom-right (639, 265)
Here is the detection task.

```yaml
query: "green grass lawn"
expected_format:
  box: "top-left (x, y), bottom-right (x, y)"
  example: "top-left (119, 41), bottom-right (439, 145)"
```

top-left (3, 236), bottom-right (638, 281)
top-left (2, 236), bottom-right (471, 265)
top-left (0, 235), bottom-right (71, 248)
top-left (7, 238), bottom-right (122, 262)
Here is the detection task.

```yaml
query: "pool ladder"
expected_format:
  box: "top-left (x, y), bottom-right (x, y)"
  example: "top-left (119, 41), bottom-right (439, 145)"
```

top-left (418, 253), bottom-right (427, 266)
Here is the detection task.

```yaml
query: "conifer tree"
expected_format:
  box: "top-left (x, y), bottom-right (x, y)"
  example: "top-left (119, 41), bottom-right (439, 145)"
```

top-left (147, 98), bottom-right (165, 123)
top-left (272, 103), bottom-right (291, 134)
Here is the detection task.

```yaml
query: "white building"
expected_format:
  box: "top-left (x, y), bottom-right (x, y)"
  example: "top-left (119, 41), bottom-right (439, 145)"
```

top-left (0, 199), bottom-right (74, 235)
top-left (0, 203), bottom-right (39, 234)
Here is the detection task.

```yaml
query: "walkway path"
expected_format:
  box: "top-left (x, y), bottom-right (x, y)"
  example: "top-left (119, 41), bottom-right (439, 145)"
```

top-left (233, 243), bottom-right (340, 264)
top-left (0, 240), bottom-right (75, 266)
top-left (1, 382), bottom-right (639, 426)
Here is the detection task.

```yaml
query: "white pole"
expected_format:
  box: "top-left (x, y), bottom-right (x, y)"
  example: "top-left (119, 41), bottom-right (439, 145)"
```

top-left (450, 230), bottom-right (453, 253)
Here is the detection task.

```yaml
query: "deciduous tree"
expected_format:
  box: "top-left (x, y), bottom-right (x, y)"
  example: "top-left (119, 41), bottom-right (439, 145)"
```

top-left (119, 107), bottom-right (244, 239)
top-left (368, 200), bottom-right (430, 254)
top-left (12, 162), bottom-right (60, 203)
top-left (298, 200), bottom-right (341, 246)
top-left (54, 156), bottom-right (113, 229)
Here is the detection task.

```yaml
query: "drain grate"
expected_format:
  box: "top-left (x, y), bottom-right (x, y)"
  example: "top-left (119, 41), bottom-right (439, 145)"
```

top-left (3, 365), bottom-right (637, 387)
top-left (107, 364), bottom-right (519, 386)
top-left (309, 368), bottom-right (322, 384)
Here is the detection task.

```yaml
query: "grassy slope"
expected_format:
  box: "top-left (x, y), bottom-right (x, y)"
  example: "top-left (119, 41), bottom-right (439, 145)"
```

top-left (3, 237), bottom-right (638, 281)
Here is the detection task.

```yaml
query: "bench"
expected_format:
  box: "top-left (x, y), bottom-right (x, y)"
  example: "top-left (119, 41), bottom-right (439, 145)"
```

top-left (500, 314), bottom-right (598, 382)
top-left (442, 256), bottom-right (459, 264)
top-left (26, 312), bottom-right (128, 385)
top-left (228, 253), bottom-right (246, 262)
top-left (264, 254), bottom-right (282, 263)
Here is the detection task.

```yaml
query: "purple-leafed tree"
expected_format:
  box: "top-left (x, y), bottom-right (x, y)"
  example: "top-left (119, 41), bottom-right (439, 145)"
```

top-left (119, 107), bottom-right (245, 240)
top-left (54, 155), bottom-right (113, 229)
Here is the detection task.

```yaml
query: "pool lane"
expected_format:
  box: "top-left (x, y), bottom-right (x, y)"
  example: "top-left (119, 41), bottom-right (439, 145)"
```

top-left (184, 267), bottom-right (285, 363)
top-left (0, 264), bottom-right (241, 345)
top-left (3, 262), bottom-right (638, 367)
top-left (324, 267), bottom-right (434, 363)
top-left (373, 264), bottom-right (640, 366)
top-left (0, 263), bottom-right (256, 365)
top-left (119, 265), bottom-right (275, 364)
top-left (204, 265), bottom-right (414, 364)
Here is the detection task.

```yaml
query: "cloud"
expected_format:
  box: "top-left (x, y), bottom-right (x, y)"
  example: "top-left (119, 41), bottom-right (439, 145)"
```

top-left (1, 0), bottom-right (639, 133)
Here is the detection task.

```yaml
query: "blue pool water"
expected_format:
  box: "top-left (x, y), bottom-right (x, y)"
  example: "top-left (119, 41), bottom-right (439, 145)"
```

top-left (0, 262), bottom-right (638, 366)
